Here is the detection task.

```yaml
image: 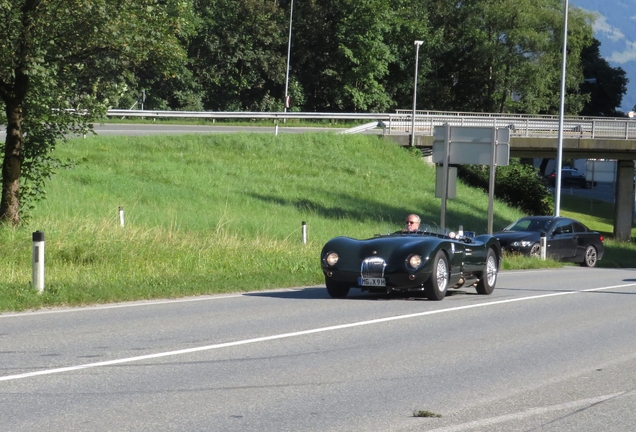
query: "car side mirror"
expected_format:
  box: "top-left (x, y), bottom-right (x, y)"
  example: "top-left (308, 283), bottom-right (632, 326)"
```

top-left (553, 227), bottom-right (562, 235)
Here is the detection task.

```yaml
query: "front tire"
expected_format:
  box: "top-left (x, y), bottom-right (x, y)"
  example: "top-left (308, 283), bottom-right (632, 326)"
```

top-left (529, 243), bottom-right (541, 257)
top-left (476, 249), bottom-right (498, 295)
top-left (326, 280), bottom-right (350, 298)
top-left (424, 251), bottom-right (449, 301)
top-left (580, 245), bottom-right (598, 267)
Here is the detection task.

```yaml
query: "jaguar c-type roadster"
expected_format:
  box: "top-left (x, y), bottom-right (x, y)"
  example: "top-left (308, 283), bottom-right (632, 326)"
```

top-left (321, 225), bottom-right (502, 301)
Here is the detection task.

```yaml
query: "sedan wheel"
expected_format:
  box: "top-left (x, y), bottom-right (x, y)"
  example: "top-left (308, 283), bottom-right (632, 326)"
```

top-left (424, 251), bottom-right (449, 301)
top-left (580, 245), bottom-right (597, 267)
top-left (476, 249), bottom-right (497, 295)
top-left (529, 243), bottom-right (540, 257)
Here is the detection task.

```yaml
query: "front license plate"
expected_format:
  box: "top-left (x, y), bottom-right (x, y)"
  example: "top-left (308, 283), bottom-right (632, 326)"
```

top-left (358, 277), bottom-right (386, 287)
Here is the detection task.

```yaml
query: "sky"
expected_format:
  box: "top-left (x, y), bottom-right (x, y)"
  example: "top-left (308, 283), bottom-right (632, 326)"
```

top-left (572, 0), bottom-right (636, 114)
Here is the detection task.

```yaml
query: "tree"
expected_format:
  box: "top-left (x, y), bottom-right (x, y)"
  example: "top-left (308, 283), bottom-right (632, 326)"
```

top-left (291, 0), bottom-right (395, 112)
top-left (188, 0), bottom-right (287, 111)
top-left (419, 0), bottom-right (594, 114)
top-left (381, 0), bottom-right (438, 110)
top-left (0, 0), bottom-right (192, 225)
top-left (579, 38), bottom-right (628, 117)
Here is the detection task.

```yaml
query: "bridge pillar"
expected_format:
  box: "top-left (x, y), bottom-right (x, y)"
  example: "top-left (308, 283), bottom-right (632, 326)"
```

top-left (614, 160), bottom-right (635, 241)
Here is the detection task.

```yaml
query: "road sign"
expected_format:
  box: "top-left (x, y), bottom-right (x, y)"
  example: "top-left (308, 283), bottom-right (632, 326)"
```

top-left (432, 126), bottom-right (510, 166)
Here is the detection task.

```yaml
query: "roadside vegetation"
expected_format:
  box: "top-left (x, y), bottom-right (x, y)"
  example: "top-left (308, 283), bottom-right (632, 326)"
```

top-left (1, 133), bottom-right (634, 313)
top-left (2, 1), bottom-right (630, 227)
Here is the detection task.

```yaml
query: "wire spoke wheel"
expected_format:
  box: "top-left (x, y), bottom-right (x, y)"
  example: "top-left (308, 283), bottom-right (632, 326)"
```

top-left (425, 251), bottom-right (449, 301)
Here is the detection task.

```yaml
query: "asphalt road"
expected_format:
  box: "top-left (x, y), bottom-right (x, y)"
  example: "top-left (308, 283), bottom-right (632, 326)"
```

top-left (92, 123), bottom-right (345, 135)
top-left (0, 123), bottom-right (347, 142)
top-left (2, 267), bottom-right (636, 432)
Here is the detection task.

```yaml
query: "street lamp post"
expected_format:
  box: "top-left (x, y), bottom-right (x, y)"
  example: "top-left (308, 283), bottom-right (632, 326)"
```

top-left (284, 0), bottom-right (294, 116)
top-left (276, 0), bottom-right (294, 136)
top-left (554, 0), bottom-right (569, 216)
top-left (411, 40), bottom-right (424, 147)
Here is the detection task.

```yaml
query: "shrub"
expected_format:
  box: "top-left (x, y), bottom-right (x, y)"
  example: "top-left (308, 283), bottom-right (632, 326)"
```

top-left (458, 160), bottom-right (553, 215)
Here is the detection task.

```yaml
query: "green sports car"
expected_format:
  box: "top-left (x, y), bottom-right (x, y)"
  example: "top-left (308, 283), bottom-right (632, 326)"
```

top-left (321, 225), bottom-right (502, 301)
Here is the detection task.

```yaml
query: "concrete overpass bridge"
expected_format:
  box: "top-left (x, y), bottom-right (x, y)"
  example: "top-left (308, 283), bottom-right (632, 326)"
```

top-left (382, 110), bottom-right (636, 240)
top-left (386, 109), bottom-right (636, 158)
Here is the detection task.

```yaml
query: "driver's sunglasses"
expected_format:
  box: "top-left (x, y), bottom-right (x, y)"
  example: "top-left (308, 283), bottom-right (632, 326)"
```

top-left (406, 221), bottom-right (418, 224)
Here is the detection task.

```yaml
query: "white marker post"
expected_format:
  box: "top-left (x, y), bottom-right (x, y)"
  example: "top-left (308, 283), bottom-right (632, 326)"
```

top-left (540, 231), bottom-right (547, 260)
top-left (301, 221), bottom-right (307, 244)
top-left (32, 231), bottom-right (45, 293)
top-left (119, 206), bottom-right (125, 227)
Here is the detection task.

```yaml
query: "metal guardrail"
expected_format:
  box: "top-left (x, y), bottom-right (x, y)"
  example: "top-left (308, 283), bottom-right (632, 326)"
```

top-left (389, 110), bottom-right (636, 140)
top-left (105, 109), bottom-right (636, 140)
top-left (106, 109), bottom-right (389, 121)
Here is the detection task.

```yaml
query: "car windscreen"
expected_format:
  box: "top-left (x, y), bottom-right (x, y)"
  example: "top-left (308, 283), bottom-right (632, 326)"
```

top-left (503, 219), bottom-right (552, 232)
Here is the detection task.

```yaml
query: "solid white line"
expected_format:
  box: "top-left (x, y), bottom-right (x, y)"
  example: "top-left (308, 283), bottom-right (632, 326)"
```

top-left (0, 294), bottom-right (245, 318)
top-left (424, 393), bottom-right (625, 432)
top-left (1, 282), bottom-right (635, 382)
top-left (0, 287), bottom-right (323, 318)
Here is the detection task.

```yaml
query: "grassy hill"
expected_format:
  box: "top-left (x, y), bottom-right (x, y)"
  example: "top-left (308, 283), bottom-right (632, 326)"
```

top-left (0, 133), bottom-right (632, 312)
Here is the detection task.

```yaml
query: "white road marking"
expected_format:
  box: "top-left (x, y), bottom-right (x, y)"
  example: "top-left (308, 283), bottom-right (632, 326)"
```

top-left (424, 392), bottom-right (626, 432)
top-left (1, 282), bottom-right (635, 382)
top-left (0, 293), bottom-right (246, 318)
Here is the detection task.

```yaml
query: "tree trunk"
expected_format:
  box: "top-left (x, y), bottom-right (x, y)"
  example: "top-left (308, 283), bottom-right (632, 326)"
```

top-left (0, 101), bottom-right (24, 225)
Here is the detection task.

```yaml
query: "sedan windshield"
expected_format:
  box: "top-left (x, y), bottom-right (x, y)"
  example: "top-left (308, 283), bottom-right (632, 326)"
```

top-left (503, 218), bottom-right (552, 232)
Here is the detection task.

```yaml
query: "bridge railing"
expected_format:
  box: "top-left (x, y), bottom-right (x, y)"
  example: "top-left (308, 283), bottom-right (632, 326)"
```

top-left (388, 110), bottom-right (636, 139)
top-left (105, 109), bottom-right (636, 140)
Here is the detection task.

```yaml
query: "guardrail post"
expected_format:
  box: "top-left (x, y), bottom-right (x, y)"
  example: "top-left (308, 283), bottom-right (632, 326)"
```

top-left (119, 206), bottom-right (125, 227)
top-left (301, 221), bottom-right (307, 244)
top-left (32, 231), bottom-right (45, 293)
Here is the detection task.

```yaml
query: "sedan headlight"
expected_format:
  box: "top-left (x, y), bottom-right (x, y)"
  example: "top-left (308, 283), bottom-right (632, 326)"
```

top-left (512, 240), bottom-right (533, 247)
top-left (324, 252), bottom-right (339, 266)
top-left (407, 254), bottom-right (422, 269)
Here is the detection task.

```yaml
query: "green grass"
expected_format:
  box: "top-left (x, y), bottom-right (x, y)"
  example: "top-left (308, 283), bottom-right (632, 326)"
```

top-left (559, 194), bottom-right (629, 237)
top-left (0, 133), bottom-right (633, 312)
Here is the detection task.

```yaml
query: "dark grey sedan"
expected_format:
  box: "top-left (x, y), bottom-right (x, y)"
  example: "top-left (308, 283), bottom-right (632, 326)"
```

top-left (546, 169), bottom-right (593, 189)
top-left (494, 216), bottom-right (604, 267)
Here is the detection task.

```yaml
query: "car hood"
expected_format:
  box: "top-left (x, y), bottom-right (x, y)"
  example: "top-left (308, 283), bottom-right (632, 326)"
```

top-left (493, 231), bottom-right (540, 245)
top-left (321, 234), bottom-right (454, 266)
top-left (323, 234), bottom-right (446, 254)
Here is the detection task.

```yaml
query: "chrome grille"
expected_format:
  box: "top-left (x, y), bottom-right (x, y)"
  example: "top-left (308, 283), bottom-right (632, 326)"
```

top-left (360, 257), bottom-right (386, 278)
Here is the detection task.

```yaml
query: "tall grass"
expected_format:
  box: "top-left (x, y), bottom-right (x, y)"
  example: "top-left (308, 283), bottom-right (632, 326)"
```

top-left (0, 133), bottom-right (632, 312)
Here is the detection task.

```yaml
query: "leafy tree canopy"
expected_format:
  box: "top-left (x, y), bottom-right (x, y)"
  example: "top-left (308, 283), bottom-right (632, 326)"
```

top-left (579, 38), bottom-right (628, 117)
top-left (0, 0), bottom-right (193, 224)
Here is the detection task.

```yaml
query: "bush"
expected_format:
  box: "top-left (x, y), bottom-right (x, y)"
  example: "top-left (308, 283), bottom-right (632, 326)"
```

top-left (458, 160), bottom-right (553, 215)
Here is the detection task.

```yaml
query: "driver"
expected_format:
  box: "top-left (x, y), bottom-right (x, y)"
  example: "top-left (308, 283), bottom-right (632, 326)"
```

top-left (404, 214), bottom-right (421, 233)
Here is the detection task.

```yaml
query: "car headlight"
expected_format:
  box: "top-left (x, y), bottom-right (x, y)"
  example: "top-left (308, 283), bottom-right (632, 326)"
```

top-left (512, 240), bottom-right (533, 247)
top-left (407, 254), bottom-right (422, 269)
top-left (324, 252), bottom-right (339, 266)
